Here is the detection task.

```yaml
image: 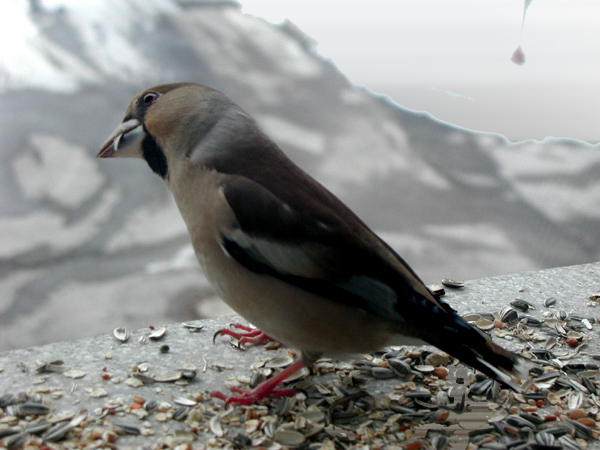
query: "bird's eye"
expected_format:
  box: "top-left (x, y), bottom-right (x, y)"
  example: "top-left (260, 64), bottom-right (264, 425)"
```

top-left (142, 92), bottom-right (159, 105)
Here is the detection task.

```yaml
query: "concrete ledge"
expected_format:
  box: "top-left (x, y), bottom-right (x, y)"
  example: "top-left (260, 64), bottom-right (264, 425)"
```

top-left (1, 263), bottom-right (599, 449)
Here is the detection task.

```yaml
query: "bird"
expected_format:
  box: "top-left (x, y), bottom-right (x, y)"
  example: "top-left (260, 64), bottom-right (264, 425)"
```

top-left (97, 82), bottom-right (531, 404)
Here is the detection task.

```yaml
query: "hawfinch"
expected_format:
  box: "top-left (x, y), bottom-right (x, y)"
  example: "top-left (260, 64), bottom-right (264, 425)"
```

top-left (98, 83), bottom-right (530, 404)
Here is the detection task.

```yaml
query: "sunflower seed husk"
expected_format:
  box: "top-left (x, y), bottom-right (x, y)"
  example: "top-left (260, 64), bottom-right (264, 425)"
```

top-left (265, 355), bottom-right (294, 368)
top-left (153, 372), bottom-right (182, 383)
top-left (209, 414), bottom-right (224, 437)
top-left (173, 395), bottom-right (197, 407)
top-left (148, 326), bottom-right (167, 340)
top-left (181, 369), bottom-right (197, 380)
top-left (114, 423), bottom-right (141, 435)
top-left (274, 429), bottom-right (305, 447)
top-left (113, 327), bottom-right (130, 343)
top-left (505, 414), bottom-right (535, 430)
top-left (414, 364), bottom-right (434, 373)
top-left (441, 278), bottom-right (465, 288)
top-left (69, 410), bottom-right (87, 428)
top-left (42, 421), bottom-right (73, 441)
top-left (182, 322), bottom-right (204, 332)
top-left (36, 360), bottom-right (68, 373)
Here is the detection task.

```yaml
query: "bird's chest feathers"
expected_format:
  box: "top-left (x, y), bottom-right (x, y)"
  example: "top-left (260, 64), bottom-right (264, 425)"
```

top-left (167, 166), bottom-right (237, 280)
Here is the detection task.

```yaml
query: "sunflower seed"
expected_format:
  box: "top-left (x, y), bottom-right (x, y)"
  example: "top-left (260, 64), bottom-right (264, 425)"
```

top-left (388, 358), bottom-right (412, 376)
top-left (6, 432), bottom-right (28, 449)
top-left (538, 420), bottom-right (575, 436)
top-left (556, 310), bottom-right (569, 321)
top-left (173, 406), bottom-right (188, 421)
top-left (535, 431), bottom-right (556, 445)
top-left (0, 393), bottom-right (20, 408)
top-left (114, 423), bottom-right (141, 435)
top-left (564, 419), bottom-right (593, 439)
top-left (500, 307), bottom-right (519, 324)
top-left (143, 400), bottom-right (157, 412)
top-left (544, 297), bottom-right (557, 307)
top-left (232, 433), bottom-right (253, 448)
top-left (581, 376), bottom-right (597, 395)
top-left (431, 434), bottom-right (448, 450)
top-left (0, 428), bottom-right (19, 439)
top-left (511, 299), bottom-right (533, 312)
top-left (520, 315), bottom-right (542, 327)
top-left (18, 402), bottom-right (50, 416)
top-left (113, 327), bottom-right (130, 343)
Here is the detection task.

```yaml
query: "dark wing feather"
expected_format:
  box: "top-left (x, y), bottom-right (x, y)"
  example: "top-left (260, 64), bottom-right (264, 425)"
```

top-left (220, 177), bottom-right (447, 323)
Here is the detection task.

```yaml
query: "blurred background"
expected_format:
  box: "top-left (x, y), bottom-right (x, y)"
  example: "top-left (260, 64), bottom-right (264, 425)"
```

top-left (1, 0), bottom-right (599, 351)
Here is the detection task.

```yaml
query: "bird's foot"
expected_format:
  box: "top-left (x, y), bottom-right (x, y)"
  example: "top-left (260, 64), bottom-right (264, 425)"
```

top-left (210, 359), bottom-right (305, 405)
top-left (210, 385), bottom-right (297, 405)
top-left (213, 323), bottom-right (272, 347)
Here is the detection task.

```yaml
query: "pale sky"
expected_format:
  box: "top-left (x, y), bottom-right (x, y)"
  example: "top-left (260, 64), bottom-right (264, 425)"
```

top-left (241, 0), bottom-right (600, 142)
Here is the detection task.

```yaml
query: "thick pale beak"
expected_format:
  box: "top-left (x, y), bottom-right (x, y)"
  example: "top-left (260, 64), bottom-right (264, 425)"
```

top-left (97, 119), bottom-right (144, 158)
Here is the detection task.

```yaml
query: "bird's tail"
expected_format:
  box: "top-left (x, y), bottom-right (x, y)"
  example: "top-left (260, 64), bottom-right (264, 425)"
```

top-left (424, 315), bottom-right (532, 392)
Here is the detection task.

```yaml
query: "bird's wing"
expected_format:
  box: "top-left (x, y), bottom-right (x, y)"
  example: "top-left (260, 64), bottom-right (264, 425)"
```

top-left (219, 176), bottom-right (449, 323)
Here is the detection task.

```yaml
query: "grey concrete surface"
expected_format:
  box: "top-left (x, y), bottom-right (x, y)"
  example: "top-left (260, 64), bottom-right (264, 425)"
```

top-left (0, 262), bottom-right (599, 449)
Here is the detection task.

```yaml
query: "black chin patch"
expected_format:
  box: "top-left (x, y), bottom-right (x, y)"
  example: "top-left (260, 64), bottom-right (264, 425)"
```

top-left (142, 134), bottom-right (168, 179)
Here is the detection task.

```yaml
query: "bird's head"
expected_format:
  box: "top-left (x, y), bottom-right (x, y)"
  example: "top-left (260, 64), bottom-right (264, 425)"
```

top-left (98, 82), bottom-right (258, 180)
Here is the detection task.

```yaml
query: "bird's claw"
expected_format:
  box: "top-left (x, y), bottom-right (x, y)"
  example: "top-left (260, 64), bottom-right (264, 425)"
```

top-left (210, 386), bottom-right (297, 405)
top-left (212, 323), bottom-right (272, 348)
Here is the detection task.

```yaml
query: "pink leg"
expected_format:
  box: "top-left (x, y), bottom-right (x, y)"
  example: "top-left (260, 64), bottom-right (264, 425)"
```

top-left (211, 359), bottom-right (305, 405)
top-left (213, 323), bottom-right (272, 347)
